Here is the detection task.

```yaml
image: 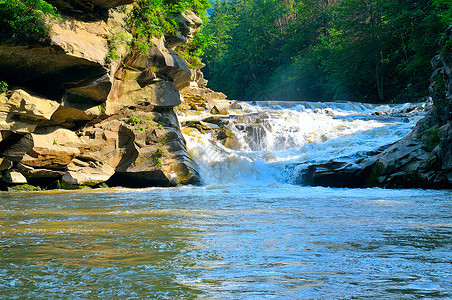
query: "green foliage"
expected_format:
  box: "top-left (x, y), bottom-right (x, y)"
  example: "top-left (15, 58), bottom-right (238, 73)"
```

top-left (126, 115), bottom-right (141, 125)
top-left (152, 147), bottom-right (164, 168)
top-left (0, 0), bottom-right (59, 43)
top-left (433, 0), bottom-right (452, 24)
top-left (126, 0), bottom-right (210, 53)
top-left (203, 0), bottom-right (450, 103)
top-left (177, 17), bottom-right (214, 68)
top-left (0, 81), bottom-right (8, 94)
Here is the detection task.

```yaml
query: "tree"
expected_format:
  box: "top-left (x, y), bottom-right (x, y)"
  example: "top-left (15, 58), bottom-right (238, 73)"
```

top-left (202, 0), bottom-right (451, 103)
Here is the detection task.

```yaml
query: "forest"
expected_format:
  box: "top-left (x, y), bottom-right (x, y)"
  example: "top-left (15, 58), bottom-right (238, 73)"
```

top-left (1, 0), bottom-right (451, 103)
top-left (202, 0), bottom-right (452, 103)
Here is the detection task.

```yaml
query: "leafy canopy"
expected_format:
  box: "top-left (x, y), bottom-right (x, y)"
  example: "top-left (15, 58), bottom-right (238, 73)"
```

top-left (0, 0), bottom-right (58, 43)
top-left (203, 0), bottom-right (451, 103)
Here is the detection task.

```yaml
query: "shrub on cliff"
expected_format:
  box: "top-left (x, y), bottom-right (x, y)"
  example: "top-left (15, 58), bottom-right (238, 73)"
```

top-left (0, 81), bottom-right (7, 94)
top-left (126, 0), bottom-right (210, 67)
top-left (0, 0), bottom-right (58, 43)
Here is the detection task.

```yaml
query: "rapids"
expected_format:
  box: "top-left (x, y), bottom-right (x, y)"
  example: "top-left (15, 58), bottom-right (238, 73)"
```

top-left (177, 100), bottom-right (427, 186)
top-left (2, 100), bottom-right (450, 299)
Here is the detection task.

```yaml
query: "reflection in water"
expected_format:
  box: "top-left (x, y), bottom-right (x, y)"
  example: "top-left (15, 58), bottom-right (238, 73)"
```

top-left (1, 187), bottom-right (451, 299)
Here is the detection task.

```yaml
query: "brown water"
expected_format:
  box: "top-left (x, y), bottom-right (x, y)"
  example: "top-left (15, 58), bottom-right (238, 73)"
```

top-left (1, 186), bottom-right (451, 299)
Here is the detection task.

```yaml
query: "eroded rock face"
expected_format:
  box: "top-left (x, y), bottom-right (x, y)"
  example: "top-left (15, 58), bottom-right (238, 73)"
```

top-left (165, 10), bottom-right (203, 49)
top-left (79, 105), bottom-right (200, 187)
top-left (121, 44), bottom-right (192, 88)
top-left (0, 3), bottom-right (203, 189)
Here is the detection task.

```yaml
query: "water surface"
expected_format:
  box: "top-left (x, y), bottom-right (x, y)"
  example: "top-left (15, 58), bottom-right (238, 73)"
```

top-left (2, 101), bottom-right (450, 299)
top-left (1, 186), bottom-right (451, 299)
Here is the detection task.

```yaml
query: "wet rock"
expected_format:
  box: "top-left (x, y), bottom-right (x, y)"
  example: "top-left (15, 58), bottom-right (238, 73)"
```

top-left (179, 84), bottom-right (227, 111)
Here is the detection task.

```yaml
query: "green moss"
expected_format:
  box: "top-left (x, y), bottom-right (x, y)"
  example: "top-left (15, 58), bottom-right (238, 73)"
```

top-left (96, 182), bottom-right (109, 189)
top-left (152, 147), bottom-right (165, 168)
top-left (8, 184), bottom-right (41, 192)
top-left (425, 126), bottom-right (441, 151)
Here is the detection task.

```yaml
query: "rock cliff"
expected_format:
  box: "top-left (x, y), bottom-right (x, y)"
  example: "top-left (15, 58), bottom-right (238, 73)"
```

top-left (0, 1), bottom-right (203, 189)
top-left (300, 26), bottom-right (452, 189)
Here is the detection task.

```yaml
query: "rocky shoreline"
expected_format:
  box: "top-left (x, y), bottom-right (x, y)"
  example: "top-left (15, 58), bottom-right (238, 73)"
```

top-left (0, 1), bottom-right (450, 191)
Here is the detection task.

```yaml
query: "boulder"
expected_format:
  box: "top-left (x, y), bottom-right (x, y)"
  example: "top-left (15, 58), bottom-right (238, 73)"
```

top-left (64, 74), bottom-right (112, 106)
top-left (2, 90), bottom-right (60, 120)
top-left (76, 105), bottom-right (200, 187)
top-left (108, 80), bottom-right (181, 112)
top-left (2, 171), bottom-right (27, 184)
top-left (165, 10), bottom-right (203, 49)
top-left (0, 91), bottom-right (60, 134)
top-left (0, 112), bottom-right (37, 134)
top-left (78, 119), bottom-right (135, 168)
top-left (63, 161), bottom-right (115, 186)
top-left (18, 163), bottom-right (66, 179)
top-left (49, 106), bottom-right (93, 126)
top-left (122, 46), bottom-right (191, 87)
top-left (3, 128), bottom-right (81, 169)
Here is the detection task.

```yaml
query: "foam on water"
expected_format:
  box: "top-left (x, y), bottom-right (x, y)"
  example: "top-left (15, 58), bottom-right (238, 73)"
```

top-left (178, 101), bottom-right (426, 186)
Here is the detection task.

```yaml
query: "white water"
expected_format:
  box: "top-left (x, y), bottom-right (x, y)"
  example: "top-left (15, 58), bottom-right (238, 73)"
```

top-left (177, 101), bottom-right (427, 186)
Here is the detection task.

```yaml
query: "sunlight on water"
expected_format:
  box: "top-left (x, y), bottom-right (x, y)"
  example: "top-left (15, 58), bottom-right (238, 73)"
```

top-left (1, 101), bottom-right (449, 299)
top-left (1, 186), bottom-right (451, 299)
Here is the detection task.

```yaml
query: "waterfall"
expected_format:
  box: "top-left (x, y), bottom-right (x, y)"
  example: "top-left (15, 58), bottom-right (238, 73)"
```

top-left (177, 101), bottom-right (427, 186)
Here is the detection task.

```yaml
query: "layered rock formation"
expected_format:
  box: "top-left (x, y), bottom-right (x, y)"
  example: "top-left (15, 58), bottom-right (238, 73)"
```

top-left (300, 26), bottom-right (452, 189)
top-left (0, 1), bottom-right (203, 189)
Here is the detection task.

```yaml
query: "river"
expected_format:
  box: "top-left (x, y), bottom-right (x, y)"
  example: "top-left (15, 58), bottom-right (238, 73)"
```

top-left (1, 101), bottom-right (451, 299)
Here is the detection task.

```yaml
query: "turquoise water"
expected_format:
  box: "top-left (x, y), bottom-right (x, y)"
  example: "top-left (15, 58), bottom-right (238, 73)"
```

top-left (1, 185), bottom-right (451, 299)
